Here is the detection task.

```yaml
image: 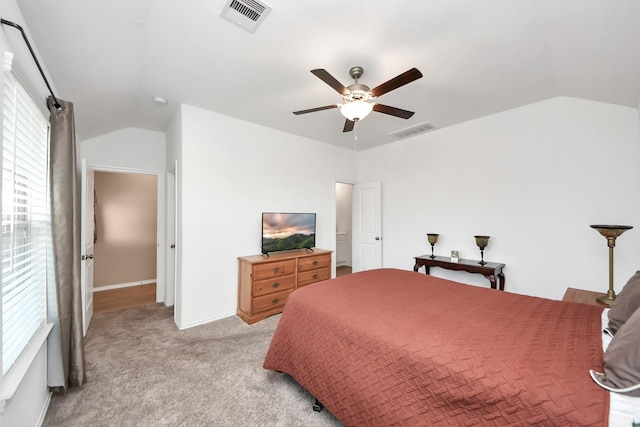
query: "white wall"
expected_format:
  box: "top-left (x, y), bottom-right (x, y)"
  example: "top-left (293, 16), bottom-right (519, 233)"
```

top-left (358, 97), bottom-right (640, 300)
top-left (336, 182), bottom-right (353, 233)
top-left (80, 127), bottom-right (166, 172)
top-left (0, 346), bottom-right (49, 427)
top-left (176, 104), bottom-right (356, 328)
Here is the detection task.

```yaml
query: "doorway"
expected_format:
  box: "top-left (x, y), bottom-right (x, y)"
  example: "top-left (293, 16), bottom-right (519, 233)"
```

top-left (335, 182), bottom-right (353, 277)
top-left (92, 171), bottom-right (158, 313)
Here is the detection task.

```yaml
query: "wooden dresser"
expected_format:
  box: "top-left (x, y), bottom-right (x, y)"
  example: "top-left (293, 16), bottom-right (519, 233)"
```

top-left (237, 249), bottom-right (332, 324)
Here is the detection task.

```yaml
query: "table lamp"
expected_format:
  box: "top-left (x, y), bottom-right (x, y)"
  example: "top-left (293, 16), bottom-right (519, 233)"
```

top-left (590, 224), bottom-right (633, 306)
top-left (426, 233), bottom-right (439, 259)
top-left (474, 235), bottom-right (490, 265)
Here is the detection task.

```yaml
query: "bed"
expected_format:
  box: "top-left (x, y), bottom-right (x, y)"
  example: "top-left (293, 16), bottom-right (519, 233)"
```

top-left (263, 268), bottom-right (640, 426)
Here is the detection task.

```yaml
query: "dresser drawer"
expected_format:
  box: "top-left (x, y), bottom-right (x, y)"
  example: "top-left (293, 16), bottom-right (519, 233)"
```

top-left (298, 254), bottom-right (331, 272)
top-left (253, 259), bottom-right (296, 280)
top-left (253, 288), bottom-right (293, 313)
top-left (298, 267), bottom-right (331, 287)
top-left (253, 275), bottom-right (295, 297)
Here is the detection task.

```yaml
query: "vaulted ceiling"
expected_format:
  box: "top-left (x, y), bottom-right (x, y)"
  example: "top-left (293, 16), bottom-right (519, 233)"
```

top-left (13, 0), bottom-right (640, 151)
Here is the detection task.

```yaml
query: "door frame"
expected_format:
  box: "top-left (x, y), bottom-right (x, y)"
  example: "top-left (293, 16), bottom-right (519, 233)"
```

top-left (84, 163), bottom-right (167, 304)
top-left (165, 161), bottom-right (177, 308)
top-left (334, 179), bottom-right (355, 273)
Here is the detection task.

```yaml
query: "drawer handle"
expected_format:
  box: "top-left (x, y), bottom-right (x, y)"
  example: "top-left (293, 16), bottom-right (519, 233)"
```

top-left (272, 282), bottom-right (280, 288)
top-left (272, 298), bottom-right (279, 305)
top-left (312, 274), bottom-right (318, 279)
top-left (273, 267), bottom-right (280, 273)
top-left (312, 260), bottom-right (318, 265)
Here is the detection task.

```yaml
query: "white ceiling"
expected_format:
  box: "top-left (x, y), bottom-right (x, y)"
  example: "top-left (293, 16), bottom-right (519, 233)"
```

top-left (12, 0), bottom-right (640, 151)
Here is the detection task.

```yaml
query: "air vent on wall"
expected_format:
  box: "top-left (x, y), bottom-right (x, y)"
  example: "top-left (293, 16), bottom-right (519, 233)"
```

top-left (220, 0), bottom-right (272, 33)
top-left (389, 121), bottom-right (435, 139)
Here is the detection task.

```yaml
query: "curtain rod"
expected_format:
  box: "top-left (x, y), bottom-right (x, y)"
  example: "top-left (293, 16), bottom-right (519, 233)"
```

top-left (1, 18), bottom-right (63, 110)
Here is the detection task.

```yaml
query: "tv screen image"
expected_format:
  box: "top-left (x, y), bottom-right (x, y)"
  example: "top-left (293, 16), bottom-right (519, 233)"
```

top-left (261, 212), bottom-right (316, 254)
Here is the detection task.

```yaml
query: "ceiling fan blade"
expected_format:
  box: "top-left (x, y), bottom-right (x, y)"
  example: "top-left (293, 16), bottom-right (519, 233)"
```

top-left (311, 69), bottom-right (349, 95)
top-left (343, 119), bottom-right (355, 132)
top-left (370, 68), bottom-right (423, 97)
top-left (372, 104), bottom-right (415, 119)
top-left (293, 105), bottom-right (339, 115)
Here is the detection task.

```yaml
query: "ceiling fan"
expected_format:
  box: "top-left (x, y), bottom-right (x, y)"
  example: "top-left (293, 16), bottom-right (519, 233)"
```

top-left (293, 66), bottom-right (423, 132)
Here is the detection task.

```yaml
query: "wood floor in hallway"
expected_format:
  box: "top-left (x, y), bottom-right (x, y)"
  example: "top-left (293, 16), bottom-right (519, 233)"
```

top-left (336, 266), bottom-right (352, 277)
top-left (93, 283), bottom-right (157, 314)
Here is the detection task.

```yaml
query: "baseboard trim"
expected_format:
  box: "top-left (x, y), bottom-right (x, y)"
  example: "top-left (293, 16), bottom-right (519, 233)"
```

top-left (176, 311), bottom-right (237, 330)
top-left (94, 279), bottom-right (156, 292)
top-left (37, 391), bottom-right (52, 427)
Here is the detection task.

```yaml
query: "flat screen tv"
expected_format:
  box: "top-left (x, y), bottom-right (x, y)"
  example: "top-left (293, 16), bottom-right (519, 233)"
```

top-left (261, 212), bottom-right (316, 255)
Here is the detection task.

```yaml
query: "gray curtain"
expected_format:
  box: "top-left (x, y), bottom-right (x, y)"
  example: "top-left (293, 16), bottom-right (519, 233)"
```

top-left (47, 96), bottom-right (86, 390)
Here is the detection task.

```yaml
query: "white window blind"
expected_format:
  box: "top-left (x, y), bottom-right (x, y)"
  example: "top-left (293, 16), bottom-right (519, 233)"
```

top-left (1, 71), bottom-right (49, 375)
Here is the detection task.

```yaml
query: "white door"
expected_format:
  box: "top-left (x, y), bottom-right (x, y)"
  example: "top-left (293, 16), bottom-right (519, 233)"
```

top-left (80, 159), bottom-right (94, 336)
top-left (352, 181), bottom-right (382, 272)
top-left (165, 169), bottom-right (176, 307)
top-left (170, 160), bottom-right (180, 324)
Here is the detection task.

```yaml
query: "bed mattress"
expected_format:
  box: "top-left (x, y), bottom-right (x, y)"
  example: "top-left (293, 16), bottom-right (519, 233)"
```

top-left (264, 268), bottom-right (610, 426)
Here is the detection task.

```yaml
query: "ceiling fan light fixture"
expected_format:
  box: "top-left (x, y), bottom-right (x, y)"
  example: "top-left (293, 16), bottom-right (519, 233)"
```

top-left (293, 66), bottom-right (422, 133)
top-left (340, 100), bottom-right (373, 122)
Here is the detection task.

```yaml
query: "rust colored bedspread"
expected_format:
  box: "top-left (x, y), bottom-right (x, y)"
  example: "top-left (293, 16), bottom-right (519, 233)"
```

top-left (263, 268), bottom-right (609, 426)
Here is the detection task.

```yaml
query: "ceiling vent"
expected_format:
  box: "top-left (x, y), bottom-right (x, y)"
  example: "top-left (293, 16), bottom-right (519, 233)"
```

top-left (220, 0), bottom-right (272, 33)
top-left (389, 121), bottom-right (435, 139)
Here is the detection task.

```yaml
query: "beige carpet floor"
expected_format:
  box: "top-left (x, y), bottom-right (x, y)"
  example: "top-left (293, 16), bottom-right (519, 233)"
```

top-left (43, 304), bottom-right (343, 426)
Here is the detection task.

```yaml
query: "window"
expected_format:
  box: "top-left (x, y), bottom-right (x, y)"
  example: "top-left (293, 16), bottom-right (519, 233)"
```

top-left (1, 71), bottom-right (49, 376)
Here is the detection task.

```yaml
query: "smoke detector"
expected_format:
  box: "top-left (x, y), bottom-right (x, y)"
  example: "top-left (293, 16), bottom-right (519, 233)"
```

top-left (220, 0), bottom-right (272, 33)
top-left (152, 96), bottom-right (168, 106)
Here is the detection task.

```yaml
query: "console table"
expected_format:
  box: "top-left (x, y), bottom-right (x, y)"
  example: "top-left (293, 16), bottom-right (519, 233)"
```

top-left (413, 255), bottom-right (506, 290)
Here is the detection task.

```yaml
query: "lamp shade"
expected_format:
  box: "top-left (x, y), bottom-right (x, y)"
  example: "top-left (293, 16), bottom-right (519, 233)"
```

top-left (340, 100), bottom-right (373, 121)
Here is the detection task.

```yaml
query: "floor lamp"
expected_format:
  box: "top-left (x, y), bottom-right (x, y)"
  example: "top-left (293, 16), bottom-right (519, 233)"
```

top-left (590, 224), bottom-right (633, 306)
